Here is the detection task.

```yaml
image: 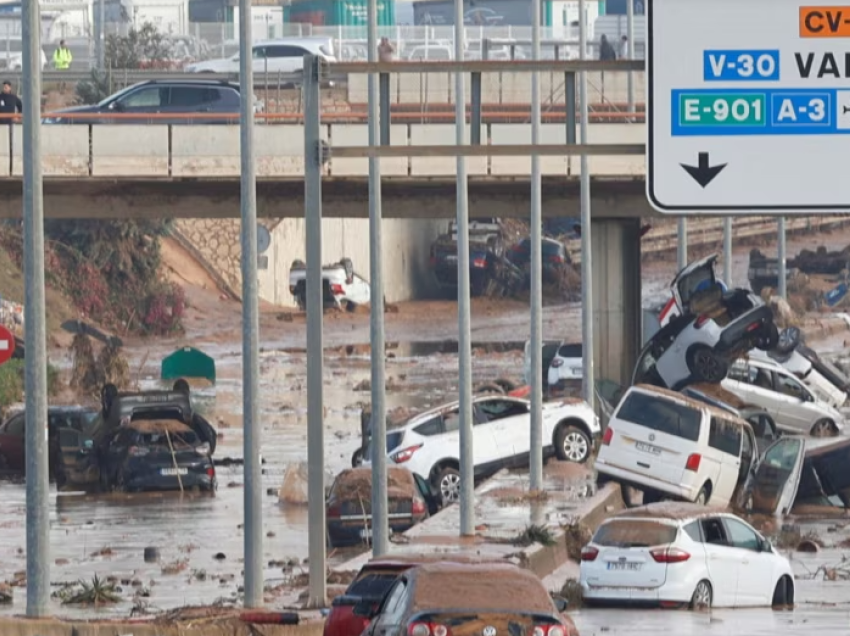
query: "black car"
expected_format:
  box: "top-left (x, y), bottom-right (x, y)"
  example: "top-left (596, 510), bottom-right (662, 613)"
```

top-left (0, 406), bottom-right (99, 476)
top-left (42, 79), bottom-right (258, 125)
top-left (507, 236), bottom-right (572, 285)
top-left (96, 418), bottom-right (216, 493)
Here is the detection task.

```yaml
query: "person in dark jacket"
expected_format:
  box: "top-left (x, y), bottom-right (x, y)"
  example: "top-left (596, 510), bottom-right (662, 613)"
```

top-left (0, 81), bottom-right (22, 115)
top-left (598, 35), bottom-right (617, 101)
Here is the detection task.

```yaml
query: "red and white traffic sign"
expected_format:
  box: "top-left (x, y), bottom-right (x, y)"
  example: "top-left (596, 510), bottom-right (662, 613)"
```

top-left (0, 325), bottom-right (16, 365)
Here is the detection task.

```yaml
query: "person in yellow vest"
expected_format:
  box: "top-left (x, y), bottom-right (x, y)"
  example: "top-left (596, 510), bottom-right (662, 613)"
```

top-left (52, 40), bottom-right (72, 70)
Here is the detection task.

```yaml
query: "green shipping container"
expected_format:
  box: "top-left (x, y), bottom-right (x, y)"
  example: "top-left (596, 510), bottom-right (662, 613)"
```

top-left (288, 0), bottom-right (395, 26)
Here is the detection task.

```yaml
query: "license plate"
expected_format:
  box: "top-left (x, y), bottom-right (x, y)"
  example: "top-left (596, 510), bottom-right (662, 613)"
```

top-left (359, 528), bottom-right (372, 539)
top-left (161, 467), bottom-right (188, 476)
top-left (635, 441), bottom-right (662, 455)
top-left (607, 562), bottom-right (642, 571)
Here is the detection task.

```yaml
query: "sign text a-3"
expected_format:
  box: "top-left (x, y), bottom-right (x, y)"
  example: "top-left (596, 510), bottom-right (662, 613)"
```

top-left (800, 6), bottom-right (850, 37)
top-left (703, 50), bottom-right (781, 81)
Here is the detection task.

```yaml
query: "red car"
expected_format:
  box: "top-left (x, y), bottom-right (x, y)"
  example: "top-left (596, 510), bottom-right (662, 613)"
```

top-left (324, 556), bottom-right (505, 636)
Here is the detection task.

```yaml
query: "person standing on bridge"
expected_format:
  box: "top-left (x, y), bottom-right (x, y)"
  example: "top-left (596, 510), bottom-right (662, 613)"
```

top-left (53, 40), bottom-right (73, 70)
top-left (378, 37), bottom-right (395, 62)
top-left (598, 34), bottom-right (617, 103)
top-left (0, 81), bottom-right (22, 128)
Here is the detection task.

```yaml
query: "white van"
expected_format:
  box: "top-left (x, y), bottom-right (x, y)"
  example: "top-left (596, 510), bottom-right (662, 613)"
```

top-left (722, 356), bottom-right (845, 437)
top-left (596, 384), bottom-right (805, 515)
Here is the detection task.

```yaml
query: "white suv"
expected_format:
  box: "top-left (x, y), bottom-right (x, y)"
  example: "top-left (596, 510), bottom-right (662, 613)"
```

top-left (722, 356), bottom-right (845, 437)
top-left (363, 395), bottom-right (599, 503)
top-left (185, 37), bottom-right (336, 74)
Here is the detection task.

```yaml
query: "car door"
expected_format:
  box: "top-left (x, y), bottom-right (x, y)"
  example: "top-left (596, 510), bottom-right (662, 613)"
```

top-left (706, 416), bottom-right (742, 506)
top-left (368, 578), bottom-right (410, 636)
top-left (721, 361), bottom-right (776, 412)
top-left (698, 516), bottom-right (740, 607)
top-left (439, 405), bottom-right (498, 472)
top-left (722, 516), bottom-right (774, 607)
top-left (748, 436), bottom-right (805, 515)
top-left (0, 413), bottom-right (25, 471)
top-left (474, 397), bottom-right (530, 466)
top-left (251, 45), bottom-right (269, 74)
top-left (770, 370), bottom-right (818, 433)
top-left (111, 85), bottom-right (168, 124)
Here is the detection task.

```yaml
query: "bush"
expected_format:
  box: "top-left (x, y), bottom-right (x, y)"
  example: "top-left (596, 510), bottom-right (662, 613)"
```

top-left (0, 359), bottom-right (62, 409)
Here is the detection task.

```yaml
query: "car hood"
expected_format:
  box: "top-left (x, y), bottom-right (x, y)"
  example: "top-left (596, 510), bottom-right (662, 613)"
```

top-left (47, 104), bottom-right (100, 115)
top-left (671, 253), bottom-right (719, 311)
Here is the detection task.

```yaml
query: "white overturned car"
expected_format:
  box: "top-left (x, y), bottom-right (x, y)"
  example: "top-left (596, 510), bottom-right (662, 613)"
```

top-left (288, 257), bottom-right (370, 312)
top-left (581, 503), bottom-right (795, 609)
top-left (362, 394), bottom-right (600, 503)
top-left (635, 254), bottom-right (778, 390)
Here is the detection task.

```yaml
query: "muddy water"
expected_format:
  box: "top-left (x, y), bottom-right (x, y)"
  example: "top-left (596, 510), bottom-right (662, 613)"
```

top-left (0, 344), bottom-right (523, 618)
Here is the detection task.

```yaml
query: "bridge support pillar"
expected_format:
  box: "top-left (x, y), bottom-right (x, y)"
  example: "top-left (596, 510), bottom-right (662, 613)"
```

top-left (591, 217), bottom-right (642, 388)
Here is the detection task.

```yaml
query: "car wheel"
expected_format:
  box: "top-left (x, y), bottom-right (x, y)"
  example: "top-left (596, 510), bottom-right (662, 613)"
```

top-left (687, 345), bottom-right (729, 383)
top-left (774, 326), bottom-right (801, 355)
top-left (689, 580), bottom-right (712, 611)
top-left (351, 447), bottom-right (364, 467)
top-left (755, 322), bottom-right (780, 351)
top-left (810, 418), bottom-right (838, 438)
top-left (494, 378), bottom-right (517, 392)
top-left (474, 382), bottom-right (505, 395)
top-left (436, 466), bottom-right (461, 504)
top-left (555, 424), bottom-right (591, 463)
top-left (694, 483), bottom-right (711, 505)
top-left (772, 576), bottom-right (790, 607)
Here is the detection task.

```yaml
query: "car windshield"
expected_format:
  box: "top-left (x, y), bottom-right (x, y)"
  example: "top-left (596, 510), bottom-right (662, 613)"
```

top-left (616, 391), bottom-right (701, 441)
top-left (347, 570), bottom-right (403, 599)
top-left (593, 519), bottom-right (678, 548)
top-left (558, 343), bottom-right (582, 358)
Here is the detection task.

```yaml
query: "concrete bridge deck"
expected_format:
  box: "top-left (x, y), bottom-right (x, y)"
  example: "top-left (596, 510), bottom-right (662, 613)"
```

top-left (0, 121), bottom-right (649, 219)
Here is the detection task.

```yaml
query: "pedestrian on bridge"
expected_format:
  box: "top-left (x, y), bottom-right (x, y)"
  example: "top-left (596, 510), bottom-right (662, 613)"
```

top-left (53, 40), bottom-right (73, 70)
top-left (378, 37), bottom-right (395, 63)
top-left (0, 81), bottom-right (22, 128)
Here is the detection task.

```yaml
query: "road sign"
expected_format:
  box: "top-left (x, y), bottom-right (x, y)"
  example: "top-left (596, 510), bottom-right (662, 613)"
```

top-left (0, 325), bottom-right (15, 365)
top-left (647, 0), bottom-right (850, 212)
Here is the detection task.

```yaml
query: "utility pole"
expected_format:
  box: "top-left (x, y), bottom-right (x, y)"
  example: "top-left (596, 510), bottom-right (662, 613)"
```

top-left (454, 0), bottom-right (474, 535)
top-left (579, 0), bottom-right (595, 411)
top-left (528, 0), bottom-right (543, 491)
top-left (367, 0), bottom-right (388, 557)
top-left (23, 0), bottom-right (49, 618)
top-left (238, 0), bottom-right (262, 609)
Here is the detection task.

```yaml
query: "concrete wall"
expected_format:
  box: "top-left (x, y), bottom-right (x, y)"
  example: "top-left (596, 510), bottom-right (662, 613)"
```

top-left (258, 217), bottom-right (446, 306)
top-left (4, 122), bottom-right (646, 178)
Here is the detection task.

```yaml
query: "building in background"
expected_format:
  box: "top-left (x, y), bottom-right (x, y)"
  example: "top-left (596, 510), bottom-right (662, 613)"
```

top-left (411, 0), bottom-right (600, 31)
top-left (285, 0), bottom-right (395, 27)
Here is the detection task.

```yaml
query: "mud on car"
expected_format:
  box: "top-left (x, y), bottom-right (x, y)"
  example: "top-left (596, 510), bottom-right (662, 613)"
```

top-left (55, 385), bottom-right (217, 493)
top-left (636, 254), bottom-right (778, 391)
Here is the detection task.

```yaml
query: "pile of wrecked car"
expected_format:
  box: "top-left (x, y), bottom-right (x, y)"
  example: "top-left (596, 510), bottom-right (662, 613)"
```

top-left (596, 252), bottom-right (850, 515)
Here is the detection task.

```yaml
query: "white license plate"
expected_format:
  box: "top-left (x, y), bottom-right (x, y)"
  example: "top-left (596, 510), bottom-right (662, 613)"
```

top-left (359, 528), bottom-right (372, 539)
top-left (161, 467), bottom-right (189, 476)
top-left (635, 441), bottom-right (662, 455)
top-left (607, 562), bottom-right (642, 571)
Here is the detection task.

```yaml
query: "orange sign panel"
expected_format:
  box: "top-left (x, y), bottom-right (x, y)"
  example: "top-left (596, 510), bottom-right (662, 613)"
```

top-left (800, 6), bottom-right (850, 36)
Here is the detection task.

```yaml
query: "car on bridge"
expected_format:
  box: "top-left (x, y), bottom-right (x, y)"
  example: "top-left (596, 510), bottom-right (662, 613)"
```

top-left (42, 79), bottom-right (263, 125)
top-left (634, 254), bottom-right (778, 391)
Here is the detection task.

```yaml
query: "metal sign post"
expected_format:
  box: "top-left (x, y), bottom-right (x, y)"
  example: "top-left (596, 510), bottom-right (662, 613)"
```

top-left (22, 0), bottom-right (49, 617)
top-left (238, 0), bottom-right (263, 608)
top-left (304, 54), bottom-right (327, 607)
top-left (579, 0), bottom-right (595, 411)
top-left (648, 0), bottom-right (850, 212)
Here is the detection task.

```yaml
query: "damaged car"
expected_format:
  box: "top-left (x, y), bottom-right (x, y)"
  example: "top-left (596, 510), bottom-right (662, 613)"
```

top-left (289, 257), bottom-right (371, 312)
top-left (55, 386), bottom-right (217, 493)
top-left (596, 384), bottom-right (808, 515)
top-left (635, 254), bottom-right (778, 390)
top-left (325, 466), bottom-right (440, 547)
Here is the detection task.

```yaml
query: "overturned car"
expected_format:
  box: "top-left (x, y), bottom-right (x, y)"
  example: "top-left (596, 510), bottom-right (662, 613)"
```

top-left (55, 385), bottom-right (217, 493)
top-left (636, 254), bottom-right (778, 391)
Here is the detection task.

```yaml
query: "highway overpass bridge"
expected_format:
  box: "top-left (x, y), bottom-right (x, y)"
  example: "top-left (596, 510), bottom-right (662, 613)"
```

top-left (0, 121), bottom-right (649, 220)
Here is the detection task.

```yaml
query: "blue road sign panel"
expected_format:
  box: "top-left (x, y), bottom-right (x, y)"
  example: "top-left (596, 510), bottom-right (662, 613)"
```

top-left (703, 50), bottom-right (781, 81)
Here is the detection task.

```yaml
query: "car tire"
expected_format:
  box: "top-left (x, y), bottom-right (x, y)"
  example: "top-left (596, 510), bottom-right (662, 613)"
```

top-left (772, 576), bottom-right (790, 607)
top-left (686, 345), bottom-right (729, 383)
top-left (694, 483), bottom-right (711, 505)
top-left (774, 326), bottom-right (802, 355)
top-left (810, 418), bottom-right (838, 438)
top-left (555, 424), bottom-right (591, 463)
top-left (689, 580), bottom-right (712, 611)
top-left (351, 447), bottom-right (364, 467)
top-left (475, 382), bottom-right (505, 395)
top-left (755, 322), bottom-right (780, 351)
top-left (435, 466), bottom-right (461, 504)
top-left (494, 378), bottom-right (517, 392)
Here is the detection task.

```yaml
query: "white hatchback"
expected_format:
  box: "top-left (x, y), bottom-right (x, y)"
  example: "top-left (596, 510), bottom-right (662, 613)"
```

top-left (580, 503), bottom-right (795, 609)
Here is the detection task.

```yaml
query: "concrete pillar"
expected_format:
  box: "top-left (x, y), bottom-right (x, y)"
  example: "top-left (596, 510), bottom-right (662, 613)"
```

top-left (591, 218), bottom-right (642, 388)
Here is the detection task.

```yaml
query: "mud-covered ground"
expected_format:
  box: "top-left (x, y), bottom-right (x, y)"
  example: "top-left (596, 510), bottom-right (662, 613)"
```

top-left (1, 230), bottom-right (850, 619)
